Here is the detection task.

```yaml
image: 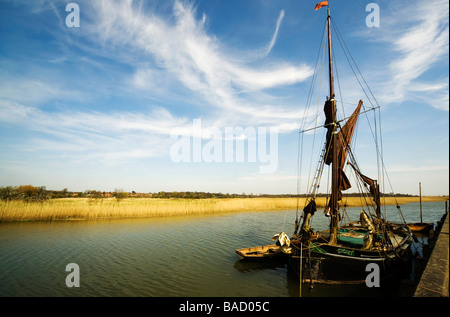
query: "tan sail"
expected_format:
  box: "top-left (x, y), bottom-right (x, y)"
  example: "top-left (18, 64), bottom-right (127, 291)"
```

top-left (324, 100), bottom-right (363, 199)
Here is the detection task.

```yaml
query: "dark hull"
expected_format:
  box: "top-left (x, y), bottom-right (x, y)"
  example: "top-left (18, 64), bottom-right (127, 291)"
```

top-left (289, 235), bottom-right (413, 284)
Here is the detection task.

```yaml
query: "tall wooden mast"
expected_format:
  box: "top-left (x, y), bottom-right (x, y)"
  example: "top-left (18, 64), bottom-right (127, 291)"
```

top-left (327, 8), bottom-right (335, 102)
top-left (327, 8), bottom-right (339, 245)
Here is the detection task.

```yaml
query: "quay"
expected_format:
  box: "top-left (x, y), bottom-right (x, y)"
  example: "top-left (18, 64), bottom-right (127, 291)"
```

top-left (413, 211), bottom-right (449, 297)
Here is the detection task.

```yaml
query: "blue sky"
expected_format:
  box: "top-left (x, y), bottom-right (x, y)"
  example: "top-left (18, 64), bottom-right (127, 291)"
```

top-left (0, 0), bottom-right (448, 195)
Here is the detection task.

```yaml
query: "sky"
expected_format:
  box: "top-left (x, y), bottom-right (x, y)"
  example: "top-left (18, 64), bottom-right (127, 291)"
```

top-left (0, 0), bottom-right (448, 196)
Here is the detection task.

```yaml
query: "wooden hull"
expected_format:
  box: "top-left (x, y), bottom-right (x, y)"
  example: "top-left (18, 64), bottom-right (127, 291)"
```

top-left (407, 222), bottom-right (433, 233)
top-left (289, 232), bottom-right (413, 284)
top-left (235, 244), bottom-right (285, 260)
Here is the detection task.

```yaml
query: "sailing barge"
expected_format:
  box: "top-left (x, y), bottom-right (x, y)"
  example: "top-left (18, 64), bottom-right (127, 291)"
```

top-left (287, 5), bottom-right (413, 284)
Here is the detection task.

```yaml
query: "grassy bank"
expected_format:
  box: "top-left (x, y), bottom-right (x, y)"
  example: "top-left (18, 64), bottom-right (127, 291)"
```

top-left (0, 196), bottom-right (448, 222)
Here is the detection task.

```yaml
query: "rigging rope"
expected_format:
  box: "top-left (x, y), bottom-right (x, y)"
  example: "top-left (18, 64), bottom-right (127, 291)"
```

top-left (306, 24), bottom-right (327, 201)
top-left (296, 19), bottom-right (328, 228)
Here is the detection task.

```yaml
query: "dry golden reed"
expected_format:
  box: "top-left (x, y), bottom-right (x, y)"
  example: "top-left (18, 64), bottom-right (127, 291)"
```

top-left (0, 196), bottom-right (447, 222)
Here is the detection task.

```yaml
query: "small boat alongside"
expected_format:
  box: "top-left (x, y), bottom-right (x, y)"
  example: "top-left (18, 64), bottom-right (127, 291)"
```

top-left (235, 244), bottom-right (286, 260)
top-left (407, 222), bottom-right (434, 233)
top-left (406, 183), bottom-right (434, 234)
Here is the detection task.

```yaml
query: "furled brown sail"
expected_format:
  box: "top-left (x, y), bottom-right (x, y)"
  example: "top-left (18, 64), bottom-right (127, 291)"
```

top-left (324, 100), bottom-right (363, 199)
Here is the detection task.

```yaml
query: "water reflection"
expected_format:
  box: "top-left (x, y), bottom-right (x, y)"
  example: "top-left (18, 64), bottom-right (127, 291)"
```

top-left (233, 258), bottom-right (287, 273)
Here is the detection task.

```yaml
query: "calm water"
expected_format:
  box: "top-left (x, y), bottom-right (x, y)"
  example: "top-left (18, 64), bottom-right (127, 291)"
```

top-left (0, 201), bottom-right (447, 297)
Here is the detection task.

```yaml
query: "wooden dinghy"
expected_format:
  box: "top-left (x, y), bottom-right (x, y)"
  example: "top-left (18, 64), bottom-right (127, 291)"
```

top-left (407, 222), bottom-right (434, 233)
top-left (235, 244), bottom-right (285, 260)
top-left (407, 184), bottom-right (434, 233)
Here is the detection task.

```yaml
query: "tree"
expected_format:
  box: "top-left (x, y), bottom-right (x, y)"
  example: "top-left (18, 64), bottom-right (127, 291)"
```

top-left (17, 185), bottom-right (39, 200)
top-left (86, 190), bottom-right (104, 204)
top-left (36, 186), bottom-right (50, 202)
top-left (0, 185), bottom-right (50, 202)
top-left (114, 189), bottom-right (128, 203)
top-left (0, 186), bottom-right (20, 201)
top-left (62, 188), bottom-right (69, 197)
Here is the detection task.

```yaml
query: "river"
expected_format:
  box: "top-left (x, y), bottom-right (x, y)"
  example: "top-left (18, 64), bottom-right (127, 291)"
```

top-left (0, 201), bottom-right (447, 297)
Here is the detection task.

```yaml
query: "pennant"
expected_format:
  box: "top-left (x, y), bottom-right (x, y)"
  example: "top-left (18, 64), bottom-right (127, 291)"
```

top-left (314, 1), bottom-right (328, 10)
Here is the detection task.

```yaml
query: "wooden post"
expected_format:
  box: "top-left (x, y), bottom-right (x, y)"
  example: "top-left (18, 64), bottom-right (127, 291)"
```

top-left (419, 182), bottom-right (422, 224)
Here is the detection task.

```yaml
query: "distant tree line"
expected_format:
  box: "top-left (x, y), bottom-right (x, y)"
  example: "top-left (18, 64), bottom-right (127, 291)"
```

top-left (150, 191), bottom-right (417, 199)
top-left (151, 191), bottom-right (267, 199)
top-left (0, 185), bottom-right (51, 202)
top-left (0, 186), bottom-right (132, 203)
top-left (0, 185), bottom-right (420, 203)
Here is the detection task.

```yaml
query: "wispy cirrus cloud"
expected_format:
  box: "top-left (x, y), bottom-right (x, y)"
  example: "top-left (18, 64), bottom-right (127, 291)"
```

top-left (265, 9), bottom-right (285, 57)
top-left (360, 0), bottom-right (449, 110)
top-left (84, 0), bottom-right (312, 123)
top-left (0, 98), bottom-right (187, 163)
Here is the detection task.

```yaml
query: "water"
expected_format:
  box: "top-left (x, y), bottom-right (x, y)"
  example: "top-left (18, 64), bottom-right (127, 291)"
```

top-left (0, 201), bottom-right (447, 297)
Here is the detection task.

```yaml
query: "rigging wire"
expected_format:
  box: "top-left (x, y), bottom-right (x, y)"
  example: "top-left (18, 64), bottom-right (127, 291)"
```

top-left (307, 43), bottom-right (326, 199)
top-left (299, 20), bottom-right (328, 131)
top-left (295, 132), bottom-right (303, 226)
top-left (306, 22), bottom-right (328, 202)
top-left (296, 19), bottom-right (328, 222)
top-left (295, 19), bottom-right (327, 294)
top-left (331, 32), bottom-right (346, 120)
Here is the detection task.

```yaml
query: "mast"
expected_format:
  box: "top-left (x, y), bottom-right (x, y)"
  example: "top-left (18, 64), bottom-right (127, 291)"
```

top-left (327, 8), bottom-right (335, 102)
top-left (327, 8), bottom-right (339, 245)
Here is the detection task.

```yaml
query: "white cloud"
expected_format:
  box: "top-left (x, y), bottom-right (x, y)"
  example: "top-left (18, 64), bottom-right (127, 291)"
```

top-left (265, 10), bottom-right (285, 56)
top-left (0, 100), bottom-right (35, 123)
top-left (228, 63), bottom-right (313, 91)
top-left (87, 0), bottom-right (312, 126)
top-left (1, 0), bottom-right (316, 168)
top-left (0, 9), bottom-right (311, 169)
top-left (0, 78), bottom-right (72, 106)
top-left (362, 0), bottom-right (449, 110)
top-left (0, 99), bottom-right (188, 162)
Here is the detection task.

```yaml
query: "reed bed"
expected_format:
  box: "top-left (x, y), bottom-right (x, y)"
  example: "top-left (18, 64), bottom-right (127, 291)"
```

top-left (0, 196), bottom-right (447, 222)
